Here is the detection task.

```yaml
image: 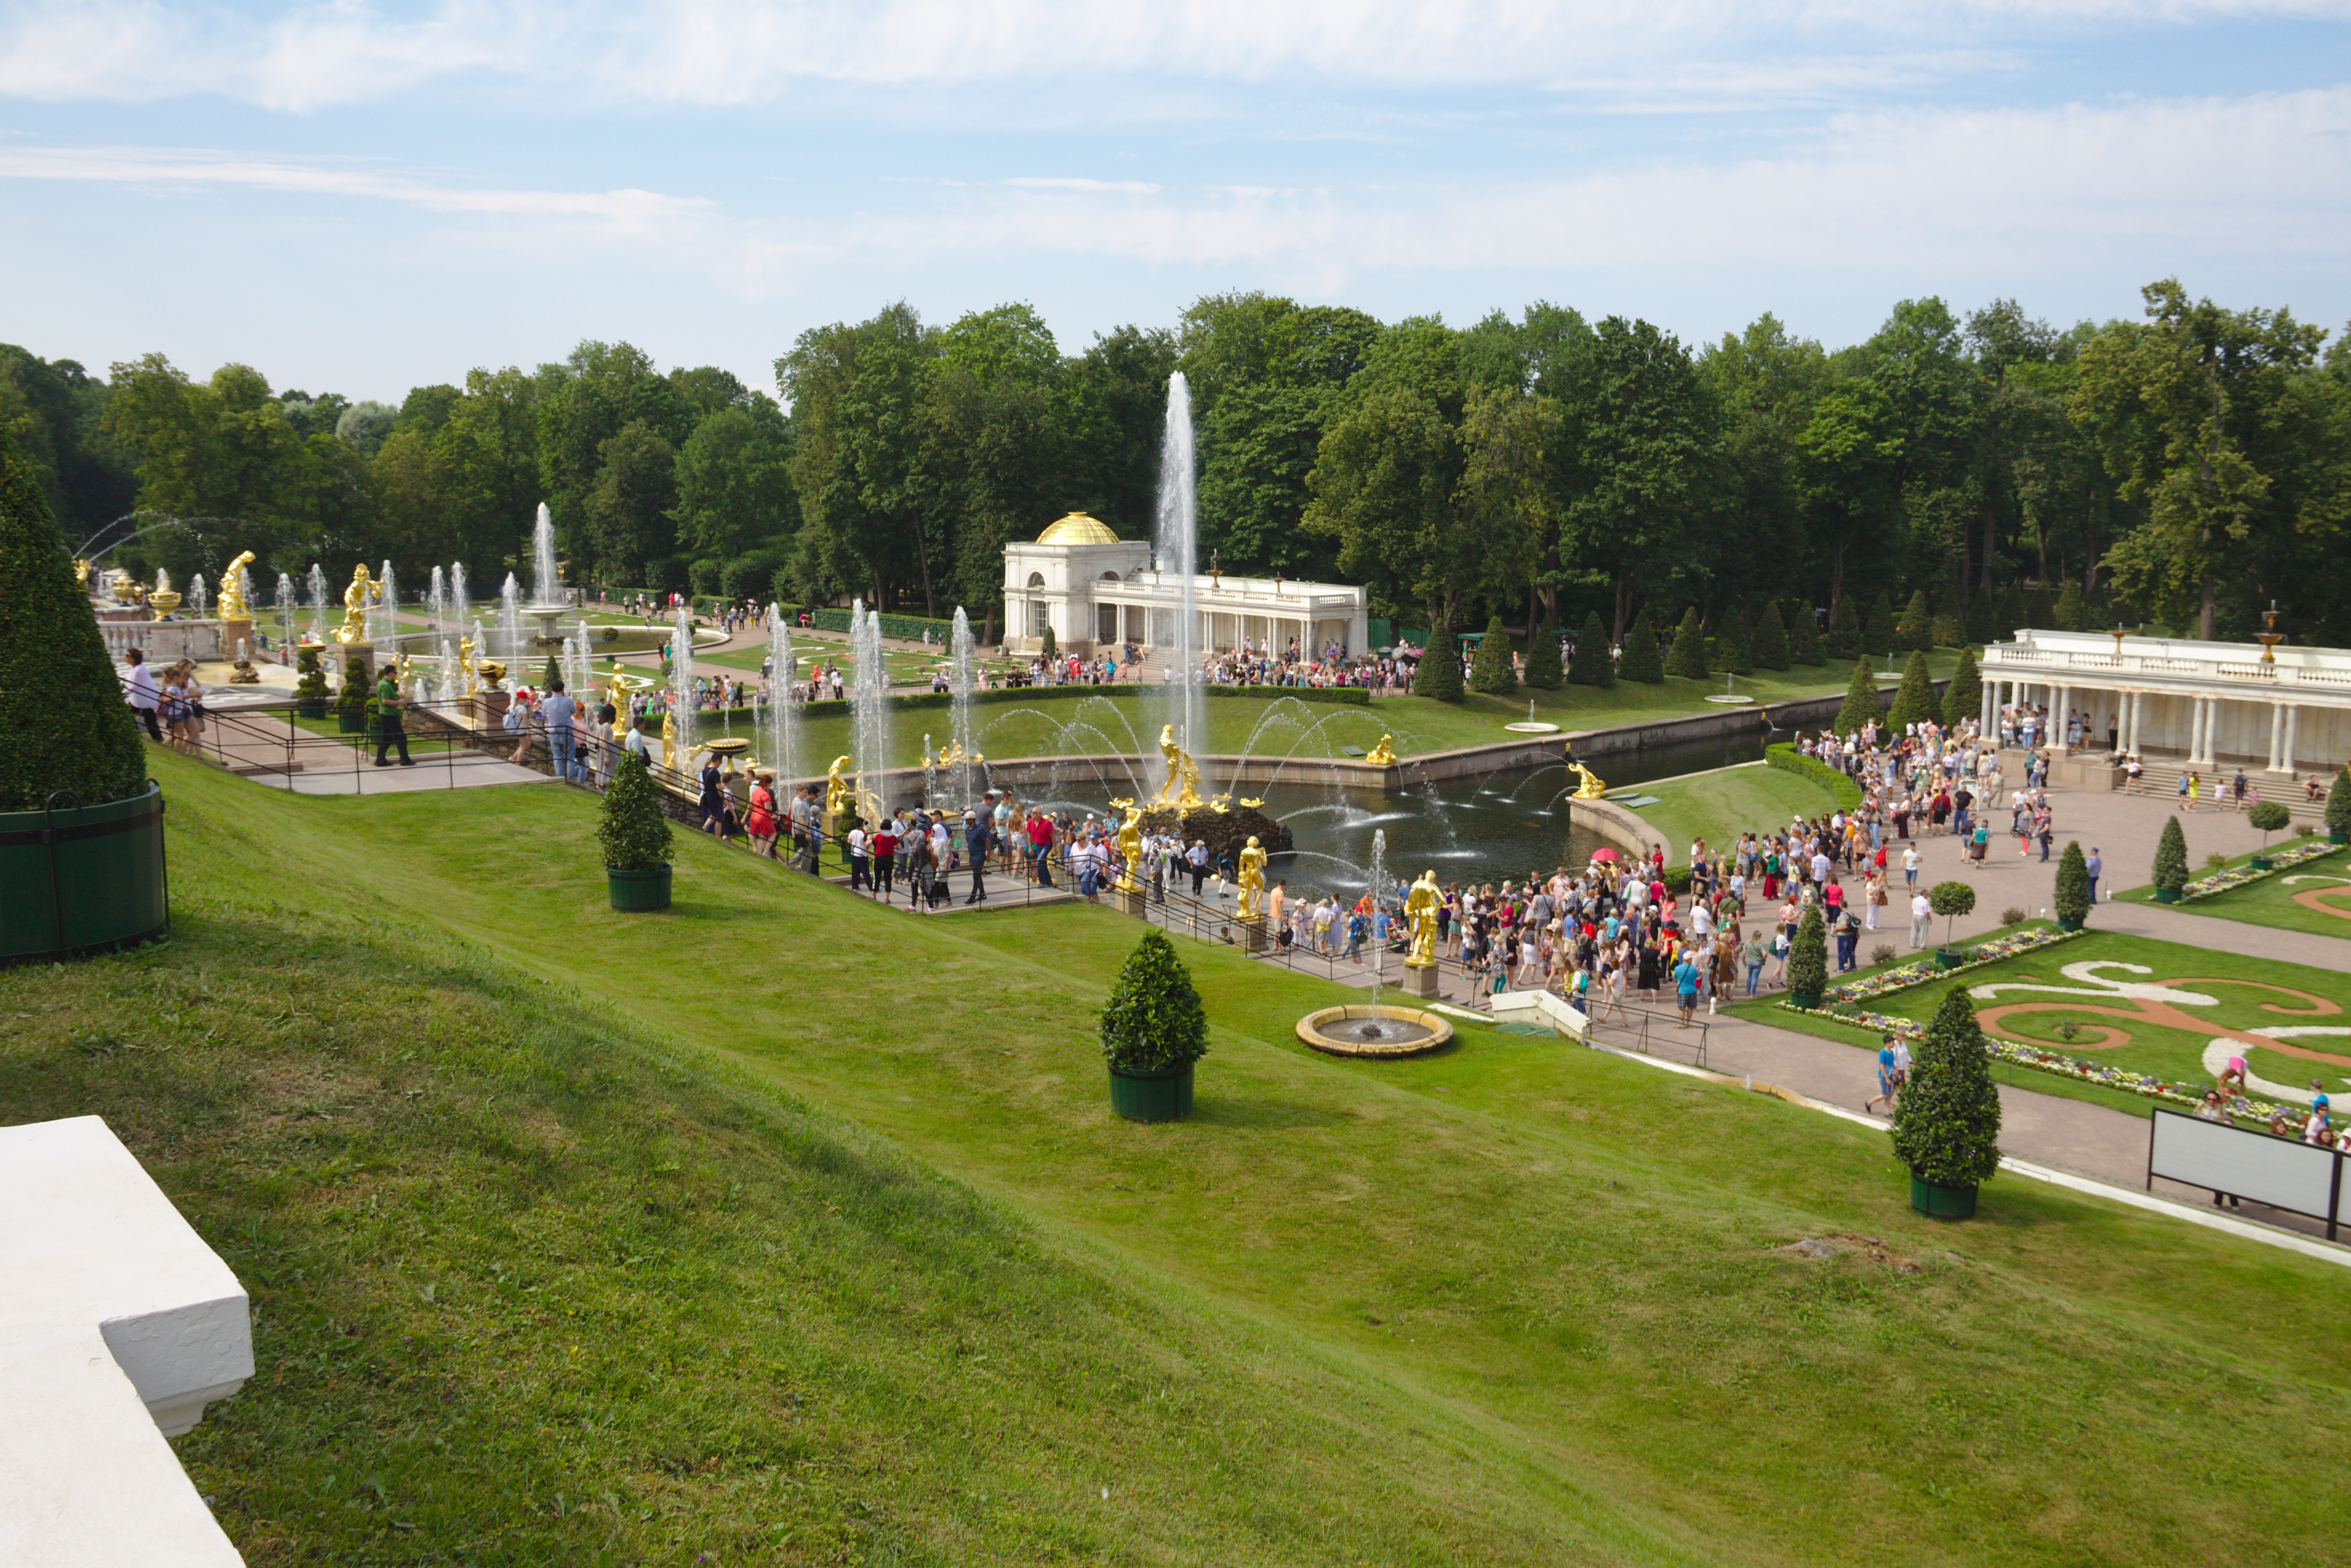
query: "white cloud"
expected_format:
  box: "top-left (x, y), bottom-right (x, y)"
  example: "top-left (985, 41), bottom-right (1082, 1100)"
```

top-left (3, 0), bottom-right (2346, 108)
top-left (1004, 176), bottom-right (1161, 192)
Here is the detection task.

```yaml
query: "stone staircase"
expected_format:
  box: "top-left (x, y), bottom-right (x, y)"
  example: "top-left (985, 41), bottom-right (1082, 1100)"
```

top-left (2105, 756), bottom-right (2333, 821)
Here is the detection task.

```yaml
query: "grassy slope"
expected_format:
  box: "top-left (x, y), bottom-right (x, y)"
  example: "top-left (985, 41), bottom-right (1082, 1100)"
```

top-left (18, 751), bottom-right (2347, 1564)
top-left (1620, 763), bottom-right (1844, 854)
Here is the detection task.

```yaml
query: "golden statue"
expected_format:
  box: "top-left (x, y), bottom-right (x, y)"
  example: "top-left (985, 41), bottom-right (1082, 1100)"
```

top-left (216, 551), bottom-right (256, 620)
top-left (1112, 800), bottom-right (1146, 892)
top-left (824, 755), bottom-right (854, 819)
top-left (661, 711), bottom-right (679, 772)
top-left (335, 564), bottom-right (379, 643)
top-left (1235, 834), bottom-right (1267, 921)
top-left (1155, 724), bottom-right (1205, 810)
top-left (937, 740), bottom-right (964, 767)
top-left (1365, 733), bottom-right (1397, 766)
top-left (109, 568), bottom-right (135, 603)
top-left (459, 635), bottom-right (480, 698)
top-left (1568, 758), bottom-right (1608, 799)
top-left (396, 652), bottom-right (415, 694)
top-left (74, 558), bottom-right (92, 590)
top-left (1404, 870), bottom-right (1442, 968)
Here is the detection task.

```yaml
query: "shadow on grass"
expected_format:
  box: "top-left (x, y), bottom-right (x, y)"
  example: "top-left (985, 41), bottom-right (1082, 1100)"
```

top-left (1186, 1096), bottom-right (1351, 1131)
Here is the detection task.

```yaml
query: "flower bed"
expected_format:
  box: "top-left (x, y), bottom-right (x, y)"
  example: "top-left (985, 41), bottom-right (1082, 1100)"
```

top-left (2177, 838), bottom-right (2345, 901)
top-left (1814, 925), bottom-right (2084, 1005)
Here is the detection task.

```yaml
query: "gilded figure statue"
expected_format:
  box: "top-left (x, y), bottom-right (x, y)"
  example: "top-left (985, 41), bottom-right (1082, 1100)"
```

top-left (824, 755), bottom-right (854, 819)
top-left (1113, 801), bottom-right (1145, 892)
top-left (1365, 733), bottom-right (1396, 766)
top-left (1404, 870), bottom-right (1442, 968)
top-left (661, 711), bottom-right (679, 772)
top-left (216, 551), bottom-right (256, 621)
top-left (1155, 724), bottom-right (1205, 809)
top-left (1568, 759), bottom-right (1608, 799)
top-left (336, 564), bottom-right (379, 643)
top-left (1235, 835), bottom-right (1267, 921)
top-left (459, 635), bottom-right (479, 698)
top-left (73, 558), bottom-right (92, 590)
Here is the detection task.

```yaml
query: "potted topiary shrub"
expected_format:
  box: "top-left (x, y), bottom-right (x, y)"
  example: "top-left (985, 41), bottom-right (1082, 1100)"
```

top-left (294, 643), bottom-right (329, 718)
top-left (1786, 904), bottom-right (1828, 1008)
top-left (1929, 880), bottom-right (1976, 967)
top-left (0, 432), bottom-right (169, 962)
top-left (336, 652), bottom-right (372, 734)
top-left (2053, 840), bottom-right (2091, 931)
top-left (1098, 927), bottom-right (1208, 1122)
top-left (2247, 801), bottom-right (2290, 869)
top-left (1891, 989), bottom-right (2004, 1218)
top-left (599, 750), bottom-right (675, 909)
top-left (2152, 816), bottom-right (2189, 903)
top-left (2328, 768), bottom-right (2350, 845)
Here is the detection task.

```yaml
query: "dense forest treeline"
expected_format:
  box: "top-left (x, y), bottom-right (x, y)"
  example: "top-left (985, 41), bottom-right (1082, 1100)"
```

top-left (6, 279), bottom-right (2348, 647)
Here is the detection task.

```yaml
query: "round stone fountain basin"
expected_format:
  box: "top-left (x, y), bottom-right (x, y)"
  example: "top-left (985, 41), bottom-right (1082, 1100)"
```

top-left (1295, 1004), bottom-right (1455, 1059)
top-left (1501, 721), bottom-right (1561, 733)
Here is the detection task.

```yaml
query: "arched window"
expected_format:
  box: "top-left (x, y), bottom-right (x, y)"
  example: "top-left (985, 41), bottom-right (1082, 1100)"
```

top-left (1100, 571), bottom-right (1121, 582)
top-left (1026, 572), bottom-right (1045, 588)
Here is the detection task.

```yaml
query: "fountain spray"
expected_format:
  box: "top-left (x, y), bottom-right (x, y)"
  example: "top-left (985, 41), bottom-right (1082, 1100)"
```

top-left (274, 572), bottom-right (294, 654)
top-left (1152, 371), bottom-right (1204, 793)
top-left (306, 563), bottom-right (328, 645)
top-left (949, 606), bottom-right (977, 810)
top-left (850, 603), bottom-right (891, 821)
top-left (670, 603), bottom-right (696, 763)
top-left (766, 604), bottom-right (798, 783)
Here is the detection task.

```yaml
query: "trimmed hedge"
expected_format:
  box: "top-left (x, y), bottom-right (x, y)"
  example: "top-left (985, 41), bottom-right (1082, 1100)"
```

top-left (680, 682), bottom-right (1371, 734)
top-left (1765, 743), bottom-right (1863, 811)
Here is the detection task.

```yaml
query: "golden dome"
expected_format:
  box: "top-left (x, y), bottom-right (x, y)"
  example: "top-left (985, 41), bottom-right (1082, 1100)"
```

top-left (1036, 511), bottom-right (1119, 545)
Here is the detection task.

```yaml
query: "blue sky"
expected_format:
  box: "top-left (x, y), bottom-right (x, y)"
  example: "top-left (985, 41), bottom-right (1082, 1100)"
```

top-left (4, 0), bottom-right (2347, 404)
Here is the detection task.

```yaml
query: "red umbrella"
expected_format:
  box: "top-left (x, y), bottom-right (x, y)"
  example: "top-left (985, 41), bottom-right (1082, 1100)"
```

top-left (1589, 847), bottom-right (1621, 862)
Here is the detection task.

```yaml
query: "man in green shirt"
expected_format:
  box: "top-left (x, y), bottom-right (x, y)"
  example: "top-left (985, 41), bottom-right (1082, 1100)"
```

top-left (374, 665), bottom-right (414, 767)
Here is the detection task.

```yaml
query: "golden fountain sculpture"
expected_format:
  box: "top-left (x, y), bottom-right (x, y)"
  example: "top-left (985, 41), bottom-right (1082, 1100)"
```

top-left (824, 755), bottom-right (854, 819)
top-left (661, 711), bottom-right (679, 772)
top-left (1111, 800), bottom-right (1146, 892)
top-left (216, 550), bottom-right (256, 621)
top-left (1365, 733), bottom-right (1397, 766)
top-left (147, 569), bottom-right (181, 621)
top-left (1235, 835), bottom-right (1268, 921)
top-left (1156, 724), bottom-right (1205, 810)
top-left (1404, 870), bottom-right (1442, 968)
top-left (336, 564), bottom-right (380, 643)
top-left (459, 635), bottom-right (480, 698)
top-left (1568, 758), bottom-right (1608, 799)
top-left (74, 558), bottom-right (92, 590)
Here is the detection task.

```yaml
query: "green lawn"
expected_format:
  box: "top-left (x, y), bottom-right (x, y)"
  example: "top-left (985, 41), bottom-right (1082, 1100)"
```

top-left (2112, 841), bottom-right (2351, 939)
top-left (8, 749), bottom-right (2350, 1565)
top-left (1620, 762), bottom-right (1846, 855)
top-left (1734, 927), bottom-right (2351, 1115)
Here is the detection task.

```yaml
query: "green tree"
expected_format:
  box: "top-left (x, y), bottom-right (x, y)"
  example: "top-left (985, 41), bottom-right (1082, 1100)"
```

top-left (1824, 593), bottom-right (1860, 659)
top-left (1929, 880), bottom-right (1977, 948)
top-left (2053, 578), bottom-right (2086, 631)
top-left (585, 420), bottom-right (678, 586)
top-left (538, 340), bottom-right (694, 579)
top-left (1886, 650), bottom-right (1936, 731)
top-left (2025, 582), bottom-right (2056, 631)
top-left (2328, 768), bottom-right (2351, 839)
top-left (1964, 591), bottom-right (1997, 645)
top-left (1615, 608), bottom-right (1663, 682)
top-left (2153, 816), bottom-right (2189, 896)
top-left (1468, 615), bottom-right (1516, 693)
top-left (0, 434), bottom-right (147, 812)
top-left (670, 400), bottom-right (797, 569)
top-left (780, 303), bottom-right (941, 610)
top-left (1063, 325), bottom-right (1177, 539)
top-left (1891, 990), bottom-right (2004, 1189)
top-left (1786, 599), bottom-right (1823, 664)
top-left (1711, 605), bottom-right (1753, 675)
top-left (1942, 643), bottom-right (1983, 731)
top-left (1665, 606), bottom-right (1709, 679)
top-left (1786, 905), bottom-right (1828, 1004)
top-left (2055, 840), bottom-right (2092, 927)
top-left (1522, 615), bottom-right (1562, 689)
top-left (435, 366), bottom-right (542, 585)
top-left (1833, 658), bottom-right (1883, 734)
top-left (1751, 600), bottom-right (1790, 670)
top-left (922, 366), bottom-right (1072, 633)
top-left (1304, 386), bottom-right (1473, 628)
top-left (597, 751), bottom-right (675, 872)
top-left (1864, 591), bottom-right (1898, 658)
top-left (1995, 583), bottom-right (2026, 639)
top-left (1098, 927), bottom-right (1210, 1073)
top-left (1414, 622), bottom-right (1462, 700)
top-left (1567, 609), bottom-right (1613, 688)
top-left (1899, 588), bottom-right (1932, 652)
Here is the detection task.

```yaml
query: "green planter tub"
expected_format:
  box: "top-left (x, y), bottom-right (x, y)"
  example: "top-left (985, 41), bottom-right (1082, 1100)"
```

top-left (1910, 1171), bottom-right (1979, 1220)
top-left (296, 697), bottom-right (327, 719)
top-left (1788, 991), bottom-right (1822, 1011)
top-left (2153, 887), bottom-right (2181, 904)
top-left (2057, 917), bottom-right (2084, 933)
top-left (2250, 855), bottom-right (2273, 871)
top-left (337, 708), bottom-right (367, 734)
top-left (0, 782), bottom-right (169, 964)
top-left (1108, 1063), bottom-right (1194, 1123)
top-left (607, 864), bottom-right (673, 911)
top-left (1934, 947), bottom-right (1968, 970)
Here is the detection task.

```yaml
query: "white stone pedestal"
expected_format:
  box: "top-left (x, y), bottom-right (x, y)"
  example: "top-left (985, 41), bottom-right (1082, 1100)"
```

top-left (1402, 964), bottom-right (1439, 999)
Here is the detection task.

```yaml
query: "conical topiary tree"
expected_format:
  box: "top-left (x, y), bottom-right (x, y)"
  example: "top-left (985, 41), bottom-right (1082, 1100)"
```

top-left (1711, 605), bottom-right (1753, 675)
top-left (1885, 649), bottom-right (1937, 732)
top-left (1752, 600), bottom-right (1790, 670)
top-left (295, 643), bottom-right (329, 713)
top-left (2152, 816), bottom-right (2189, 900)
top-left (337, 650), bottom-right (372, 729)
top-left (1899, 589), bottom-right (1933, 653)
top-left (0, 437), bottom-right (149, 814)
top-left (1932, 610), bottom-right (1964, 647)
top-left (2025, 582), bottom-right (2056, 632)
top-left (1787, 903), bottom-right (1828, 1005)
top-left (597, 749), bottom-right (674, 872)
top-left (1567, 609), bottom-right (1613, 688)
top-left (2328, 768), bottom-right (2351, 842)
top-left (1468, 614), bottom-right (1516, 694)
top-left (1040, 623), bottom-right (1059, 663)
top-left (1098, 927), bottom-right (1209, 1073)
top-left (1942, 643), bottom-right (1983, 732)
top-left (1825, 593), bottom-right (1860, 659)
top-left (1995, 583), bottom-right (2027, 639)
top-left (2054, 839), bottom-right (2091, 928)
top-left (1833, 657), bottom-right (1883, 736)
top-left (1864, 592), bottom-right (1898, 659)
top-left (1616, 609), bottom-right (1664, 683)
top-left (1522, 614), bottom-right (1562, 690)
top-left (1891, 989), bottom-right (2004, 1194)
top-left (1414, 620), bottom-right (1463, 700)
top-left (1787, 600), bottom-right (1823, 665)
top-left (1965, 590), bottom-right (1998, 645)
top-left (1665, 606), bottom-right (1709, 679)
top-left (2053, 579), bottom-right (2086, 631)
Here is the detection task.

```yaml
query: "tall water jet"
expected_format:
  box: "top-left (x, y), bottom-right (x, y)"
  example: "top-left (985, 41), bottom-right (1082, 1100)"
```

top-left (1152, 371), bottom-right (1205, 793)
top-left (669, 603), bottom-right (696, 765)
top-left (427, 565), bottom-right (446, 627)
top-left (368, 561), bottom-right (397, 647)
top-left (498, 575), bottom-right (523, 664)
top-left (448, 561), bottom-right (469, 625)
top-left (274, 572), bottom-right (295, 653)
top-left (188, 573), bottom-right (207, 619)
top-left (1366, 828), bottom-right (1388, 1001)
top-left (949, 605), bottom-right (977, 809)
top-left (764, 604), bottom-right (798, 783)
top-left (306, 563), bottom-right (328, 644)
top-left (850, 602), bottom-right (891, 822)
top-left (531, 502), bottom-right (561, 611)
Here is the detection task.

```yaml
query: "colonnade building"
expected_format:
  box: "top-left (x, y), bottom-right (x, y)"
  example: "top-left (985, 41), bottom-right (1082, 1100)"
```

top-left (1002, 512), bottom-right (1370, 661)
top-left (1977, 629), bottom-right (2351, 774)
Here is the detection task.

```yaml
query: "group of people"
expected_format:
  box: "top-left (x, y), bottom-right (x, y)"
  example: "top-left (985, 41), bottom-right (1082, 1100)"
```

top-left (2202, 1060), bottom-right (2340, 1151)
top-left (122, 648), bottom-right (208, 756)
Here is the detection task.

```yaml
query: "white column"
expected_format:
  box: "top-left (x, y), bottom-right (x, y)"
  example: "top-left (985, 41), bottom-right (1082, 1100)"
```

top-left (2200, 698), bottom-right (2219, 766)
top-left (2187, 699), bottom-right (2204, 764)
top-left (1980, 680), bottom-right (1995, 736)
top-left (2269, 703), bottom-right (2285, 773)
top-left (2283, 705), bottom-right (2298, 775)
top-left (2126, 690), bottom-right (2142, 756)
